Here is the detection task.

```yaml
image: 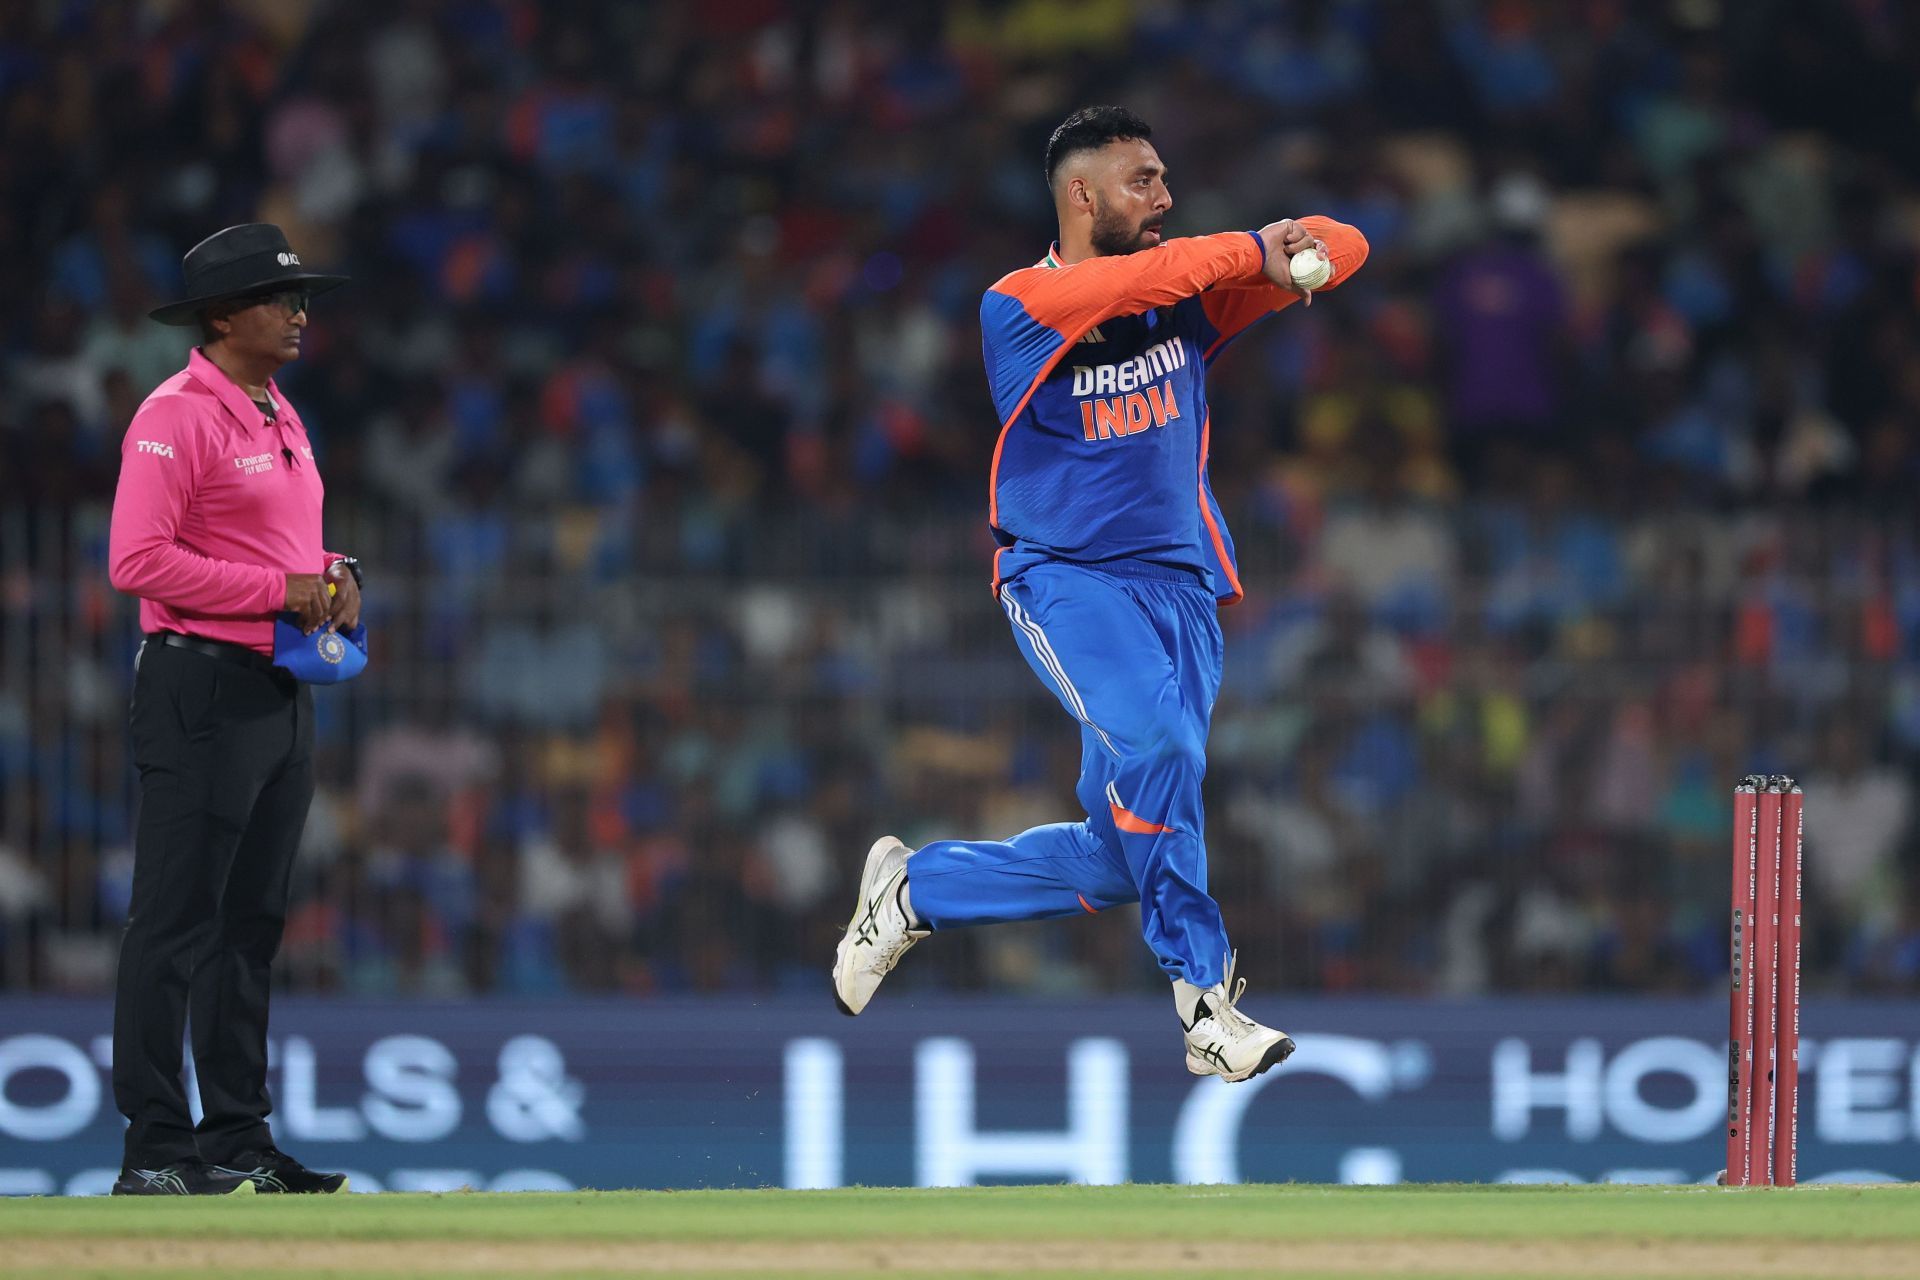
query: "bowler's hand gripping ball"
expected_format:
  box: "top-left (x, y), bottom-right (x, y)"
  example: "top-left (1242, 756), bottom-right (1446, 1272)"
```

top-left (1289, 248), bottom-right (1333, 291)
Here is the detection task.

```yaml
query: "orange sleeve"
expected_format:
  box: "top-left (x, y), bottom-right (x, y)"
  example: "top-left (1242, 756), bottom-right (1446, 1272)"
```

top-left (990, 231), bottom-right (1268, 344)
top-left (1199, 216), bottom-right (1370, 358)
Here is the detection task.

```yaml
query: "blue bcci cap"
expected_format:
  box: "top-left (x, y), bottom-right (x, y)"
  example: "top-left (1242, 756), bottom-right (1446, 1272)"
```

top-left (272, 615), bottom-right (369, 684)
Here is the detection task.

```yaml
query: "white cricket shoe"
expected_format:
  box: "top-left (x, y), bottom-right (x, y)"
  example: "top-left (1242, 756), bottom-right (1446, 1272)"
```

top-left (1175, 952), bottom-right (1295, 1082)
top-left (832, 836), bottom-right (928, 1016)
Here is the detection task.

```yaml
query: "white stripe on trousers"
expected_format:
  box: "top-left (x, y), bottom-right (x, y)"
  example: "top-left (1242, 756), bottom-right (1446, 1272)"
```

top-left (1002, 591), bottom-right (1120, 757)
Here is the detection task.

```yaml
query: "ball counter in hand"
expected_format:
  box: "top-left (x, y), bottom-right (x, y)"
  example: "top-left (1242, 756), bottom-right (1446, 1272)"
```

top-left (1289, 248), bottom-right (1333, 291)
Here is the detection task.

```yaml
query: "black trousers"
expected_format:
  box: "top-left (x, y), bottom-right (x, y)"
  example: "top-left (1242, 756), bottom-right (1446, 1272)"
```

top-left (113, 640), bottom-right (314, 1168)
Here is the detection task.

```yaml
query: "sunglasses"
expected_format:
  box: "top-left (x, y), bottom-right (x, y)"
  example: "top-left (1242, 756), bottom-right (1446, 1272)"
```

top-left (240, 288), bottom-right (311, 316)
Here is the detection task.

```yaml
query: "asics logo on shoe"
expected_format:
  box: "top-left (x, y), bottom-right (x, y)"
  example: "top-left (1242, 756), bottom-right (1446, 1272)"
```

top-left (215, 1164), bottom-right (287, 1192)
top-left (853, 873), bottom-right (901, 946)
top-left (1192, 1041), bottom-right (1232, 1072)
top-left (132, 1168), bottom-right (189, 1194)
top-left (854, 894), bottom-right (882, 946)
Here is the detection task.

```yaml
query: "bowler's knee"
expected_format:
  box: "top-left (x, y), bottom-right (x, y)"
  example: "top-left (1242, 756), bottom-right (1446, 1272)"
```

top-left (1131, 718), bottom-right (1205, 780)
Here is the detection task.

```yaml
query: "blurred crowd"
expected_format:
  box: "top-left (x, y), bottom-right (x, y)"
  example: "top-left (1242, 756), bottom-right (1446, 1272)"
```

top-left (4, 0), bottom-right (1920, 997)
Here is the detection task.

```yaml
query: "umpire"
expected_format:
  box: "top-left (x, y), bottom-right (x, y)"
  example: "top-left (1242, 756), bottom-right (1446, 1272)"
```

top-left (105, 224), bottom-right (360, 1195)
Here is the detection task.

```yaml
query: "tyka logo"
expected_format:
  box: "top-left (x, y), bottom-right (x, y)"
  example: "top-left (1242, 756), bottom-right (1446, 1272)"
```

top-left (136, 440), bottom-right (174, 458)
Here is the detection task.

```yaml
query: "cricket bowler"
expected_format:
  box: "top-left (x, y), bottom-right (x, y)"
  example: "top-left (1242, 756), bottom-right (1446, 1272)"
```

top-left (833, 106), bottom-right (1369, 1081)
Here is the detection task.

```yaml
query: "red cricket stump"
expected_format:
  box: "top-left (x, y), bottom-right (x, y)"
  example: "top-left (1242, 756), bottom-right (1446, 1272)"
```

top-left (1753, 780), bottom-right (1784, 1181)
top-left (1726, 778), bottom-right (1759, 1186)
top-left (1726, 773), bottom-right (1802, 1187)
top-left (1774, 784), bottom-right (1804, 1187)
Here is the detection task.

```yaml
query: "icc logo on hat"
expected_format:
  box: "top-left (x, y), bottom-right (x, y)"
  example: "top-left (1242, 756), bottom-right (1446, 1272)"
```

top-left (149, 224), bottom-right (343, 325)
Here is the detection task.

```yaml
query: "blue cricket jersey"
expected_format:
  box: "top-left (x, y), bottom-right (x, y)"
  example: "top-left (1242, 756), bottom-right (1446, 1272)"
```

top-left (979, 219), bottom-right (1367, 603)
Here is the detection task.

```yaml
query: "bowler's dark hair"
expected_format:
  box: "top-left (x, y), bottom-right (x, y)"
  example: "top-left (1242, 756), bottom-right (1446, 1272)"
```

top-left (1045, 106), bottom-right (1152, 186)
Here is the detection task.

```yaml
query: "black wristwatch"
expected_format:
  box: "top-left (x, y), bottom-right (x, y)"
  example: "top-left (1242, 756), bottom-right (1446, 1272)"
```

top-left (329, 556), bottom-right (363, 587)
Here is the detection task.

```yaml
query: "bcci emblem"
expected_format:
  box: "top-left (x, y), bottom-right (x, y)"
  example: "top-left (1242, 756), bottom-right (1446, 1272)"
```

top-left (317, 631), bottom-right (347, 665)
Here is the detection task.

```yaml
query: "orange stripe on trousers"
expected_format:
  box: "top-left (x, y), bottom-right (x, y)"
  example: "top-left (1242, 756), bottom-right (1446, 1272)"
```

top-left (1110, 801), bottom-right (1174, 836)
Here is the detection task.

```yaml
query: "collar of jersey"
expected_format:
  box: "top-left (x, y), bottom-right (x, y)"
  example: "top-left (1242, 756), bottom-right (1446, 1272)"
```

top-left (188, 346), bottom-right (287, 432)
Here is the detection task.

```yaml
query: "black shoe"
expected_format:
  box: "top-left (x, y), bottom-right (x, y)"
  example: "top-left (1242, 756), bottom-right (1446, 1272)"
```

top-left (212, 1146), bottom-right (349, 1194)
top-left (112, 1162), bottom-right (258, 1196)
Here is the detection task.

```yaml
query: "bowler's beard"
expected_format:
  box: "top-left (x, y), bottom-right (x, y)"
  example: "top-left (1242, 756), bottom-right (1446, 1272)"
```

top-left (1091, 205), bottom-right (1162, 256)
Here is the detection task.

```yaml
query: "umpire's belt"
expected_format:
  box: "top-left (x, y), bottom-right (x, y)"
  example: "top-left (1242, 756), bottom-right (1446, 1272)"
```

top-left (147, 631), bottom-right (277, 673)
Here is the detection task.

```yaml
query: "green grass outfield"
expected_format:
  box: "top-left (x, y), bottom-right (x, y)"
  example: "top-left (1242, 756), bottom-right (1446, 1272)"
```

top-left (5, 1182), bottom-right (1918, 1280)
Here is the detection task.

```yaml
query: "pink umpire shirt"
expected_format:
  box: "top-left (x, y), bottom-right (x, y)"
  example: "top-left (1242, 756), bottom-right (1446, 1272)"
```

top-left (109, 347), bottom-right (341, 656)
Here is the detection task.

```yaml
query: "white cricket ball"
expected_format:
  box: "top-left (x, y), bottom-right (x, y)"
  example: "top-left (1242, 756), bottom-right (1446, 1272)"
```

top-left (1289, 248), bottom-right (1332, 290)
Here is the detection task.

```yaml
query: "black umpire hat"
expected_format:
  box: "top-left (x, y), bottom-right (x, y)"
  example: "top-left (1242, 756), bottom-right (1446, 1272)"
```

top-left (149, 223), bottom-right (348, 326)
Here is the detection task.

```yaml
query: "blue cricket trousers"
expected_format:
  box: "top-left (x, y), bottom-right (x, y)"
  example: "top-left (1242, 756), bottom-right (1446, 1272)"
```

top-left (907, 560), bottom-right (1231, 988)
